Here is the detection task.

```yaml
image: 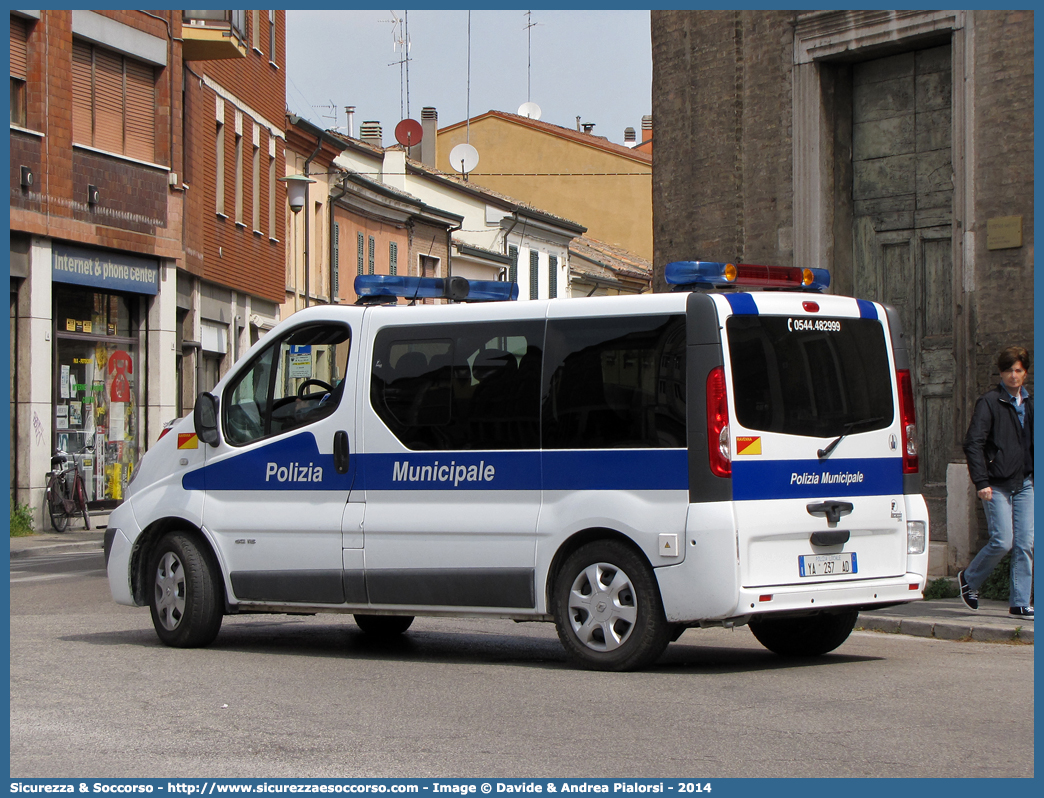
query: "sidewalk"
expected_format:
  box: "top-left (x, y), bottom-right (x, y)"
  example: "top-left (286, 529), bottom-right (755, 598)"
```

top-left (8, 531), bottom-right (1033, 644)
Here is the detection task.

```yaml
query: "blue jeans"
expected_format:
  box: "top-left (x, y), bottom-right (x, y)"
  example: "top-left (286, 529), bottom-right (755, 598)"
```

top-left (964, 477), bottom-right (1034, 608)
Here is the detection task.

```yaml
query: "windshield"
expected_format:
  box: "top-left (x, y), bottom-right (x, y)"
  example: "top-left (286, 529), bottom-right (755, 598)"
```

top-left (726, 315), bottom-right (893, 438)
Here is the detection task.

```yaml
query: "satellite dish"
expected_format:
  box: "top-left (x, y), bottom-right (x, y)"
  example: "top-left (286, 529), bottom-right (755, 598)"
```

top-left (449, 143), bottom-right (479, 174)
top-left (518, 101), bottom-right (542, 120)
top-left (394, 118), bottom-right (423, 148)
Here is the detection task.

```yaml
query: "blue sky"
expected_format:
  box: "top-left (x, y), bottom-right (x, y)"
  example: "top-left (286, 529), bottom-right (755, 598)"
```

top-left (285, 9), bottom-right (652, 147)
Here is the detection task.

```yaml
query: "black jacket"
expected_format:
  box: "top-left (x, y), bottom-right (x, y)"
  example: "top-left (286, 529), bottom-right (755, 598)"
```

top-left (963, 384), bottom-right (1034, 491)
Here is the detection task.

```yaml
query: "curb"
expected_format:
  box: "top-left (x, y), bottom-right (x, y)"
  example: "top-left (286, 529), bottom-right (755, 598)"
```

top-left (10, 540), bottom-right (105, 559)
top-left (857, 614), bottom-right (1033, 644)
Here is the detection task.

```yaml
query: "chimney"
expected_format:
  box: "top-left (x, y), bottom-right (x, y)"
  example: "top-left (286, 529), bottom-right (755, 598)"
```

top-left (345, 106), bottom-right (356, 138)
top-left (421, 106), bottom-right (438, 168)
top-left (641, 114), bottom-right (652, 142)
top-left (624, 127), bottom-right (637, 144)
top-left (582, 123), bottom-right (596, 135)
top-left (360, 121), bottom-right (382, 147)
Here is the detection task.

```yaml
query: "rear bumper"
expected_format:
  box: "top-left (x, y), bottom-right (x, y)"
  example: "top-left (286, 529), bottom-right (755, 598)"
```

top-left (737, 573), bottom-right (924, 621)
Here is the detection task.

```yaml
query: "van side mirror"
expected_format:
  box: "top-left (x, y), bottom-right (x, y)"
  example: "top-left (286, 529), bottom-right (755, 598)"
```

top-left (193, 392), bottom-right (221, 446)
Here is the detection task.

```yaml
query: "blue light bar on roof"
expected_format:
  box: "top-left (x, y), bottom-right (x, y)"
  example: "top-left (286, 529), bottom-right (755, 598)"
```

top-left (463, 280), bottom-right (519, 302)
top-left (354, 274), bottom-right (517, 303)
top-left (664, 261), bottom-right (830, 292)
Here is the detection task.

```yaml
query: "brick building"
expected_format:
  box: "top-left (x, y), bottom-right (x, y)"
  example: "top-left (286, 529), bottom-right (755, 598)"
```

top-left (651, 10), bottom-right (1034, 574)
top-left (9, 10), bottom-right (285, 528)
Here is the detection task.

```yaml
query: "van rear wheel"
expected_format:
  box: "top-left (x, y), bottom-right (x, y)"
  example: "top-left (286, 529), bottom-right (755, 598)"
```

top-left (748, 610), bottom-right (858, 657)
top-left (353, 614), bottom-right (414, 636)
top-left (553, 540), bottom-right (670, 671)
top-left (148, 532), bottom-right (223, 648)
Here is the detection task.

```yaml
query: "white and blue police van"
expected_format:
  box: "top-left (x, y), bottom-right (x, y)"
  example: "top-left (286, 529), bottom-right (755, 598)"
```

top-left (105, 261), bottom-right (929, 670)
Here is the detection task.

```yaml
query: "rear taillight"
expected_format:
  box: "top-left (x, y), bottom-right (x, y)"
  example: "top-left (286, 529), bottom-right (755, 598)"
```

top-left (706, 366), bottom-right (731, 478)
top-left (896, 369), bottom-right (918, 474)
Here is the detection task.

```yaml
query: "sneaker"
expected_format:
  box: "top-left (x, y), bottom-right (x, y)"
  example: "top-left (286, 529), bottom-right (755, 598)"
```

top-left (958, 570), bottom-right (978, 611)
top-left (1009, 606), bottom-right (1034, 619)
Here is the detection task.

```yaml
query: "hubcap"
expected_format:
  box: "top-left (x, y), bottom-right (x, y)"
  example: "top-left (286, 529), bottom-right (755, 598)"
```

top-left (567, 562), bottom-right (637, 652)
top-left (154, 551), bottom-right (186, 631)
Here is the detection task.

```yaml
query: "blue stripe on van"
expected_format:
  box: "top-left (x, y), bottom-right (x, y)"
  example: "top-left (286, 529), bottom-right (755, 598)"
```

top-left (731, 457), bottom-right (902, 500)
top-left (185, 441), bottom-right (690, 492)
top-left (182, 432), bottom-right (355, 491)
top-left (362, 449), bottom-right (688, 491)
top-left (725, 293), bottom-right (758, 315)
top-left (857, 299), bottom-right (878, 319)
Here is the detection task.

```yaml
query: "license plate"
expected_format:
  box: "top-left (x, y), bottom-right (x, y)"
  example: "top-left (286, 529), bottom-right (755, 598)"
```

top-left (799, 552), bottom-right (857, 577)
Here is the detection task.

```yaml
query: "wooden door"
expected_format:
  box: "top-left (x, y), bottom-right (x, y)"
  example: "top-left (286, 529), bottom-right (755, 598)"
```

top-left (852, 45), bottom-right (954, 538)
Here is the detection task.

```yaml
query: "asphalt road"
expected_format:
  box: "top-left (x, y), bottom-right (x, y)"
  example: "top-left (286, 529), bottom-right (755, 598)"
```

top-left (9, 550), bottom-right (1035, 779)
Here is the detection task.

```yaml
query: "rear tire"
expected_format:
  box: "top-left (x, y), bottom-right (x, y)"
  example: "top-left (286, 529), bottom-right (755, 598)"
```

top-left (552, 540), bottom-right (671, 671)
top-left (148, 532), bottom-right (223, 648)
top-left (748, 610), bottom-right (859, 657)
top-left (353, 614), bottom-right (414, 636)
top-left (75, 476), bottom-right (90, 530)
top-left (47, 478), bottom-right (70, 532)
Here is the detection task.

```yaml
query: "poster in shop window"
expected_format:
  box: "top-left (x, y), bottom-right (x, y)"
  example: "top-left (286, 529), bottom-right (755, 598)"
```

top-left (108, 402), bottom-right (125, 442)
top-left (56, 404), bottom-right (68, 430)
top-left (60, 365), bottom-right (70, 399)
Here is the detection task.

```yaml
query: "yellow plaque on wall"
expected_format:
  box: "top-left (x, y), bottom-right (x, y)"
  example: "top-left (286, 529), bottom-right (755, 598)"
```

top-left (986, 216), bottom-right (1023, 250)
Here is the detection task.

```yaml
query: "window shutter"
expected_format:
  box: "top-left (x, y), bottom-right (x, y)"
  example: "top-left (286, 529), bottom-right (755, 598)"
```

top-left (10, 17), bottom-right (28, 79)
top-left (93, 47), bottom-right (124, 153)
top-left (368, 236), bottom-right (375, 275)
top-left (332, 223), bottom-right (340, 296)
top-left (508, 245), bottom-right (518, 284)
top-left (389, 241), bottom-right (398, 275)
top-left (124, 58), bottom-right (154, 161)
top-left (529, 250), bottom-right (539, 299)
top-left (548, 255), bottom-right (558, 299)
top-left (71, 40), bottom-right (93, 146)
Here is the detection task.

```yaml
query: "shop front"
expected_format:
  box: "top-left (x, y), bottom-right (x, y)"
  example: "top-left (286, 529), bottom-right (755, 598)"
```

top-left (51, 244), bottom-right (158, 509)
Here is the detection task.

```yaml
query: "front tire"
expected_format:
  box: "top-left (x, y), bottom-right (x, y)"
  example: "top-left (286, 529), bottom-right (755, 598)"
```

top-left (353, 614), bottom-right (414, 636)
top-left (748, 610), bottom-right (859, 657)
top-left (553, 540), bottom-right (671, 671)
top-left (47, 479), bottom-right (70, 532)
top-left (148, 532), bottom-right (223, 648)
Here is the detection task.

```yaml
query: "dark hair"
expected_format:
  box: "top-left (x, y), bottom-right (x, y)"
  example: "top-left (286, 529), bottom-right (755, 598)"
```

top-left (998, 346), bottom-right (1031, 372)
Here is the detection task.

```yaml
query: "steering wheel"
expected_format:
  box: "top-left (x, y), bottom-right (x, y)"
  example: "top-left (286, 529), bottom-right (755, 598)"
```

top-left (298, 378), bottom-right (333, 397)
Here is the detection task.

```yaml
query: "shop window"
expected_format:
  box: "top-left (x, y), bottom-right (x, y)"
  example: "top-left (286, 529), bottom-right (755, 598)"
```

top-left (53, 286), bottom-right (141, 507)
top-left (71, 39), bottom-right (156, 162)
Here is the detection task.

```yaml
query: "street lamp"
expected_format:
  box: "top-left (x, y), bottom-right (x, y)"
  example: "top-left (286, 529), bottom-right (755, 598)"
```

top-left (278, 173), bottom-right (315, 214)
top-left (278, 174), bottom-right (316, 309)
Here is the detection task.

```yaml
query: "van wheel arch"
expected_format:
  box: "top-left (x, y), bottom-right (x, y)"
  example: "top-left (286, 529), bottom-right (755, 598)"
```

top-left (131, 519), bottom-right (223, 608)
top-left (546, 528), bottom-right (653, 612)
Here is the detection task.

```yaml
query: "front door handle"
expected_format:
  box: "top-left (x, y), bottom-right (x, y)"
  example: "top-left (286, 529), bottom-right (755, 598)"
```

top-left (333, 430), bottom-right (350, 474)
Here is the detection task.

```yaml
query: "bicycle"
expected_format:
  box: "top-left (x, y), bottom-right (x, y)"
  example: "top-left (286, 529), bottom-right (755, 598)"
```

top-left (45, 450), bottom-right (90, 532)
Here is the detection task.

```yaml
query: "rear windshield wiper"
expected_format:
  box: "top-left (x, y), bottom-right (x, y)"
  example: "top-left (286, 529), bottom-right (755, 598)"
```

top-left (817, 417), bottom-right (886, 459)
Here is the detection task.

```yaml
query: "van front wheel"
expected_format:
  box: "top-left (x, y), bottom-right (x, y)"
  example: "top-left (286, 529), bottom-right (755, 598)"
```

top-left (553, 541), bottom-right (670, 671)
top-left (148, 532), bottom-right (223, 648)
top-left (748, 610), bottom-right (858, 657)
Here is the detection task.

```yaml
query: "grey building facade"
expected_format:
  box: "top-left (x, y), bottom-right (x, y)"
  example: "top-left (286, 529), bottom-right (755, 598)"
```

top-left (651, 10), bottom-right (1033, 575)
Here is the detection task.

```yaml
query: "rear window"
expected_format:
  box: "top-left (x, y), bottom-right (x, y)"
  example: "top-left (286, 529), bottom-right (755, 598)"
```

top-left (726, 315), bottom-right (893, 438)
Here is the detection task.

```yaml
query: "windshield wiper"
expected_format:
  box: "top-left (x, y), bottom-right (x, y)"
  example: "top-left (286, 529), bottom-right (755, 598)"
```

top-left (817, 417), bottom-right (886, 459)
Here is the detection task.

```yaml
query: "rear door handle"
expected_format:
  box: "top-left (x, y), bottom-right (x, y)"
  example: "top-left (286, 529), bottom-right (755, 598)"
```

top-left (806, 500), bottom-right (854, 526)
top-left (333, 430), bottom-right (350, 474)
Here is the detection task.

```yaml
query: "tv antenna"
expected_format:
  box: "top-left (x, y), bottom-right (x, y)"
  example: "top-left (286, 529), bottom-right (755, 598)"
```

top-left (523, 11), bottom-right (541, 104)
top-left (313, 100), bottom-right (339, 127)
top-left (382, 11), bottom-right (412, 121)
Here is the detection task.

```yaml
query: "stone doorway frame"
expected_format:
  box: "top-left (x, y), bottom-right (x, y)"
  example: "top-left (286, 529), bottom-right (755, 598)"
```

top-left (790, 9), bottom-right (976, 575)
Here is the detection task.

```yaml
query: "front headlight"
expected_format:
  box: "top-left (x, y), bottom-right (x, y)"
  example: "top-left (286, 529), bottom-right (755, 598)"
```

top-left (907, 520), bottom-right (926, 555)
